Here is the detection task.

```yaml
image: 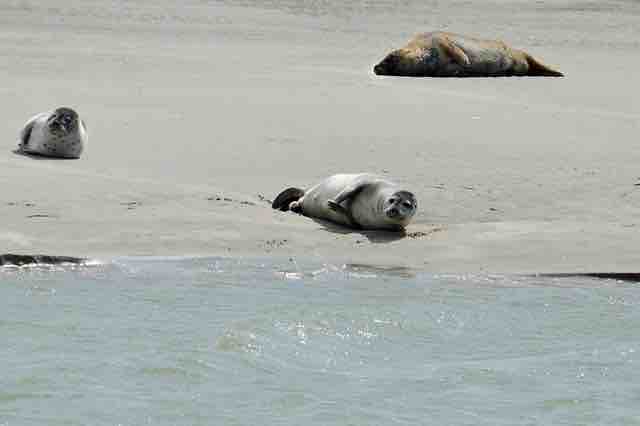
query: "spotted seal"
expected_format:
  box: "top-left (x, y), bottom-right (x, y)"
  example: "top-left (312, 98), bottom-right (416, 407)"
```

top-left (272, 173), bottom-right (417, 231)
top-left (18, 107), bottom-right (88, 159)
top-left (374, 31), bottom-right (563, 77)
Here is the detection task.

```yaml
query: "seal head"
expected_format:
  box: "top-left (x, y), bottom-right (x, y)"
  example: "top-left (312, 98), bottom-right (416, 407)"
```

top-left (374, 49), bottom-right (426, 76)
top-left (374, 51), bottom-right (400, 76)
top-left (47, 107), bottom-right (79, 137)
top-left (382, 190), bottom-right (417, 226)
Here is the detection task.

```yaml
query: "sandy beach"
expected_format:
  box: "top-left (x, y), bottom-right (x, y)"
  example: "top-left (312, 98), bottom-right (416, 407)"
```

top-left (1, 0), bottom-right (638, 272)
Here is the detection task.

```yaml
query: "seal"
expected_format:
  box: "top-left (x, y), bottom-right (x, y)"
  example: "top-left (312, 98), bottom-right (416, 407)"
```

top-left (272, 173), bottom-right (417, 231)
top-left (374, 31), bottom-right (563, 77)
top-left (17, 107), bottom-right (88, 159)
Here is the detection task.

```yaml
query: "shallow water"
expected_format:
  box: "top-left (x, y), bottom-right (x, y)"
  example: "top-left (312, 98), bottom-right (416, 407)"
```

top-left (2, 257), bottom-right (640, 425)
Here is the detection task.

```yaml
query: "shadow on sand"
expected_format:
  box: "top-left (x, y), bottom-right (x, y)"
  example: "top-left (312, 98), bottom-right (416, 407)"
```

top-left (311, 218), bottom-right (407, 243)
top-left (12, 149), bottom-right (77, 160)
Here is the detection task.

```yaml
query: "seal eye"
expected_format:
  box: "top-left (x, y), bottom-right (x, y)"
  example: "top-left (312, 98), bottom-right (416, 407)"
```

top-left (389, 198), bottom-right (396, 204)
top-left (403, 201), bottom-right (413, 208)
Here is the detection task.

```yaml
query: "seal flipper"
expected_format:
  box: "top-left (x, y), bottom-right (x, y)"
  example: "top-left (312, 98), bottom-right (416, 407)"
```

top-left (327, 200), bottom-right (362, 229)
top-left (327, 199), bottom-right (351, 217)
top-left (439, 37), bottom-right (471, 67)
top-left (524, 53), bottom-right (563, 77)
top-left (330, 182), bottom-right (369, 205)
top-left (272, 187), bottom-right (305, 211)
top-left (327, 183), bottom-right (370, 229)
top-left (19, 119), bottom-right (35, 152)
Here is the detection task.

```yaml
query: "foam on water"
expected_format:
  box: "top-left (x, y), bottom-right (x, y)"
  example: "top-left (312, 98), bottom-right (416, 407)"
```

top-left (2, 256), bottom-right (640, 425)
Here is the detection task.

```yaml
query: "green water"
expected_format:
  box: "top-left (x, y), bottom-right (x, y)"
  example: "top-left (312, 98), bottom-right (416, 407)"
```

top-left (2, 257), bottom-right (639, 425)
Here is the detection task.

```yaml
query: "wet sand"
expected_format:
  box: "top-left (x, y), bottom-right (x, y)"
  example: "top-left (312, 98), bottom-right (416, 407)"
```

top-left (1, 0), bottom-right (638, 272)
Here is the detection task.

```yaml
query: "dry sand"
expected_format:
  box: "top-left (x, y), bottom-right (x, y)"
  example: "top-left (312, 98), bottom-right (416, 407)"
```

top-left (1, 0), bottom-right (638, 272)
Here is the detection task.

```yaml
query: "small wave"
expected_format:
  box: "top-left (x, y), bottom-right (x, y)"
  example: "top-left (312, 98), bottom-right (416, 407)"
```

top-left (216, 329), bottom-right (262, 355)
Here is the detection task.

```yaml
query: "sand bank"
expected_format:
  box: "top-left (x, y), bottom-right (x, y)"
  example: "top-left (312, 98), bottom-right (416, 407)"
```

top-left (1, 0), bottom-right (638, 272)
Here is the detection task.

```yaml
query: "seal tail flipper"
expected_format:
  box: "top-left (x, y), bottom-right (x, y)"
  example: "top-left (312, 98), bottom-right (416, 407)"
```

top-left (525, 53), bottom-right (564, 77)
top-left (272, 187), bottom-right (305, 211)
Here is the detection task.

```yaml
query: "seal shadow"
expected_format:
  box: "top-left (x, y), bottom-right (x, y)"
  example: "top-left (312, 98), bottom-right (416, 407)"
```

top-left (12, 149), bottom-right (77, 160)
top-left (310, 218), bottom-right (407, 243)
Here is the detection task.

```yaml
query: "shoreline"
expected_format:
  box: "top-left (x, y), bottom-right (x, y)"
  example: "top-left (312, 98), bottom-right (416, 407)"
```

top-left (3, 250), bottom-right (640, 282)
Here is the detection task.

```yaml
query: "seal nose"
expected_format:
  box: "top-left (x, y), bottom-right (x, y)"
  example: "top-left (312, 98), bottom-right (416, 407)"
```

top-left (387, 207), bottom-right (399, 218)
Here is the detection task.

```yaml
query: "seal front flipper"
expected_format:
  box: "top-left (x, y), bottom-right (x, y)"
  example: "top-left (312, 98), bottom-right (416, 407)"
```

top-left (328, 183), bottom-right (370, 228)
top-left (272, 187), bottom-right (305, 211)
top-left (328, 182), bottom-right (369, 217)
top-left (327, 200), bottom-right (361, 229)
top-left (439, 37), bottom-right (471, 67)
top-left (327, 199), bottom-right (350, 217)
top-left (18, 118), bottom-right (36, 152)
top-left (330, 182), bottom-right (369, 205)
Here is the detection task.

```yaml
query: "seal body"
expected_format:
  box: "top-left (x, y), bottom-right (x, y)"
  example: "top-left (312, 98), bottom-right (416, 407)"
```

top-left (272, 174), bottom-right (417, 231)
top-left (18, 107), bottom-right (88, 159)
top-left (374, 31), bottom-right (563, 77)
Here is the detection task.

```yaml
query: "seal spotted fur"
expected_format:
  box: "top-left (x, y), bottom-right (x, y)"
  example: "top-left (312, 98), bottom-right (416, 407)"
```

top-left (272, 173), bottom-right (417, 231)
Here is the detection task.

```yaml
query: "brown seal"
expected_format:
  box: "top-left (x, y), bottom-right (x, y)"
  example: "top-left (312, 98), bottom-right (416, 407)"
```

top-left (374, 31), bottom-right (563, 77)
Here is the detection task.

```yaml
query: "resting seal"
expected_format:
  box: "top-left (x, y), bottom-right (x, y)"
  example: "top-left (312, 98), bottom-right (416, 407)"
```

top-left (374, 31), bottom-right (563, 77)
top-left (18, 107), bottom-right (88, 159)
top-left (272, 173), bottom-right (417, 231)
